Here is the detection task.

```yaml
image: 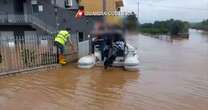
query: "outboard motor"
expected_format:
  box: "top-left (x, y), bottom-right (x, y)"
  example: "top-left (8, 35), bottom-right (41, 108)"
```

top-left (104, 41), bottom-right (125, 69)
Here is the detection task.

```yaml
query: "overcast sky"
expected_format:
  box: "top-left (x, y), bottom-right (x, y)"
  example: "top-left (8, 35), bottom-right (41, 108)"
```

top-left (121, 0), bottom-right (208, 23)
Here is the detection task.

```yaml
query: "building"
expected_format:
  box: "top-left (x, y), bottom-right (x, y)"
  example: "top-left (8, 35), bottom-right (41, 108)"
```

top-left (79, 0), bottom-right (124, 24)
top-left (0, 0), bottom-right (123, 74)
top-left (0, 0), bottom-right (103, 74)
top-left (0, 0), bottom-right (104, 40)
top-left (78, 0), bottom-right (123, 12)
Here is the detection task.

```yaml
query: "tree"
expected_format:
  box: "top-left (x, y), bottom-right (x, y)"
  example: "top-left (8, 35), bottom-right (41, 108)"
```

top-left (123, 12), bottom-right (139, 31)
top-left (190, 19), bottom-right (208, 31)
top-left (139, 19), bottom-right (189, 35)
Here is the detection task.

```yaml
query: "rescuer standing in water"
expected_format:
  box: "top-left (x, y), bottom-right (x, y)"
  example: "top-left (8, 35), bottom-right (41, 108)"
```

top-left (54, 29), bottom-right (75, 65)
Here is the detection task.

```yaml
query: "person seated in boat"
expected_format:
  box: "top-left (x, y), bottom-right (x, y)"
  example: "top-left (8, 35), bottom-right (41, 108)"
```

top-left (91, 21), bottom-right (105, 54)
top-left (103, 30), bottom-right (126, 69)
top-left (104, 41), bottom-right (125, 69)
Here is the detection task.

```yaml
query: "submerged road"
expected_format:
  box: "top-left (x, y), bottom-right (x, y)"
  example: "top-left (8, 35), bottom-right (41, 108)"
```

top-left (0, 29), bottom-right (207, 110)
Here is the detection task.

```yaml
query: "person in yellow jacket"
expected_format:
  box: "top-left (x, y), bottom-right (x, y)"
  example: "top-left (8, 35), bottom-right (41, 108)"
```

top-left (54, 29), bottom-right (75, 65)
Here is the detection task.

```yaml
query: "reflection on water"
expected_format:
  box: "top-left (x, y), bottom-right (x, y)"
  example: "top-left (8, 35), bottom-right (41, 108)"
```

top-left (147, 33), bottom-right (190, 43)
top-left (0, 29), bottom-right (208, 110)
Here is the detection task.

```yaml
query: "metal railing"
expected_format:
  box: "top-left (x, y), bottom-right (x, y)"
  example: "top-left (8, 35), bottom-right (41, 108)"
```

top-left (0, 14), bottom-right (25, 23)
top-left (0, 34), bottom-right (58, 74)
top-left (27, 15), bottom-right (57, 34)
top-left (0, 14), bottom-right (57, 34)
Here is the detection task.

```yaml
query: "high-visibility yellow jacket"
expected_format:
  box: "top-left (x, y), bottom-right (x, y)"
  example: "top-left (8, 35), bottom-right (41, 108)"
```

top-left (55, 30), bottom-right (70, 45)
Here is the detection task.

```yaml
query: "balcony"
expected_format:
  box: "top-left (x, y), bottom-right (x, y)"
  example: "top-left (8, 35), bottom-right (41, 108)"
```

top-left (0, 14), bottom-right (28, 24)
top-left (0, 14), bottom-right (57, 34)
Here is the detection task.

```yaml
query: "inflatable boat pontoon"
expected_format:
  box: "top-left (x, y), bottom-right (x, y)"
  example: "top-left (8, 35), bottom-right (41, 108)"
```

top-left (78, 30), bottom-right (140, 71)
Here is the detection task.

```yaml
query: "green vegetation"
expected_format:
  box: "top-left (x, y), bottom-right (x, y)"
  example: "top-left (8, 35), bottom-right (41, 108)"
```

top-left (139, 19), bottom-right (189, 35)
top-left (123, 12), bottom-right (139, 31)
top-left (190, 20), bottom-right (208, 31)
top-left (123, 15), bottom-right (190, 36)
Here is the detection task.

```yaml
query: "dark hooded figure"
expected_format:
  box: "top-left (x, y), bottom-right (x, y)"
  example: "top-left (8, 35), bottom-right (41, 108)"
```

top-left (104, 31), bottom-right (125, 69)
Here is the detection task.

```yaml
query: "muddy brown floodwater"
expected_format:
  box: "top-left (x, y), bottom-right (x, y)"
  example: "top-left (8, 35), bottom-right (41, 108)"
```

top-left (0, 29), bottom-right (208, 110)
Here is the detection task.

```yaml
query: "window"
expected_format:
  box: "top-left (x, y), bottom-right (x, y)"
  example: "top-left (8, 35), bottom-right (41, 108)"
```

top-left (31, 0), bottom-right (37, 4)
top-left (51, 0), bottom-right (55, 5)
top-left (65, 0), bottom-right (73, 8)
top-left (38, 5), bottom-right (43, 12)
top-left (31, 0), bottom-right (43, 13)
top-left (32, 4), bottom-right (44, 13)
top-left (78, 32), bottom-right (84, 42)
top-left (32, 4), bottom-right (39, 13)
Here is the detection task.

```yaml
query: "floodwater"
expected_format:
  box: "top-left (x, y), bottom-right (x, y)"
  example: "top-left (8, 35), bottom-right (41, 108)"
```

top-left (0, 29), bottom-right (208, 110)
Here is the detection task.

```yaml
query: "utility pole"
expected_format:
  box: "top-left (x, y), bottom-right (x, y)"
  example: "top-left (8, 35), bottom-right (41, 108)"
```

top-left (103, 0), bottom-right (106, 12)
top-left (137, 0), bottom-right (139, 22)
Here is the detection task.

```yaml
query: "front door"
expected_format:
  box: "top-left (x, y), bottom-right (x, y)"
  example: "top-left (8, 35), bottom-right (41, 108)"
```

top-left (14, 0), bottom-right (25, 14)
top-left (77, 32), bottom-right (90, 58)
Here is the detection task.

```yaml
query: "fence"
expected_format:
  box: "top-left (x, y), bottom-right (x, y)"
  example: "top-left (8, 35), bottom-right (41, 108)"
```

top-left (0, 33), bottom-right (58, 74)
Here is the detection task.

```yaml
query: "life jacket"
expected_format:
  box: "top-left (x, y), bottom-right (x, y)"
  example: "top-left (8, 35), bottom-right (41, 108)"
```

top-left (55, 30), bottom-right (70, 45)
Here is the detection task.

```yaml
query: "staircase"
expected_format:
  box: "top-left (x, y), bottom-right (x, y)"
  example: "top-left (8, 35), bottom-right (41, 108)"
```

top-left (0, 14), bottom-right (58, 34)
top-left (27, 15), bottom-right (58, 34)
